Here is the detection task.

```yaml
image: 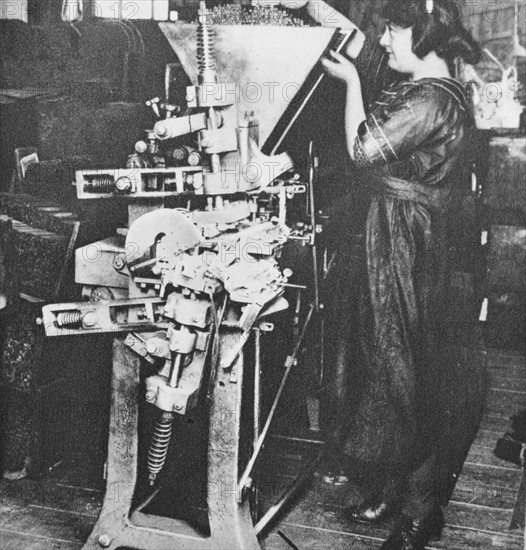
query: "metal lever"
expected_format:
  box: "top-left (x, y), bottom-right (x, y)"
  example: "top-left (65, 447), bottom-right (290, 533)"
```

top-left (308, 141), bottom-right (320, 312)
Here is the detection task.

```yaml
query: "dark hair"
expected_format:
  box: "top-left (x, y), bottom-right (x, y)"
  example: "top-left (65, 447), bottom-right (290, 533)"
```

top-left (382, 0), bottom-right (482, 65)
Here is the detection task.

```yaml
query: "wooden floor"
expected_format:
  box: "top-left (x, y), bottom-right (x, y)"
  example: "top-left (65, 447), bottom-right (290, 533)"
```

top-left (264, 346), bottom-right (526, 549)
top-left (1, 347), bottom-right (525, 550)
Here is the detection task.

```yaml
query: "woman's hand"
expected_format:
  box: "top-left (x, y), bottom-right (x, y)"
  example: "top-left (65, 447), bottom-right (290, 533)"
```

top-left (321, 50), bottom-right (360, 85)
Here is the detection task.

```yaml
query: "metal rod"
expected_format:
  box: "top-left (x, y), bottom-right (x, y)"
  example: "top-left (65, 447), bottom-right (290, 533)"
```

top-left (277, 531), bottom-right (301, 550)
top-left (254, 327), bottom-right (261, 446)
top-left (237, 303), bottom-right (315, 500)
top-left (312, 244), bottom-right (320, 312)
top-left (271, 434), bottom-right (323, 446)
top-left (293, 288), bottom-right (302, 343)
top-left (276, 283), bottom-right (308, 290)
top-left (319, 315), bottom-right (325, 388)
top-left (324, 250), bottom-right (337, 280)
top-left (254, 452), bottom-right (321, 535)
top-left (168, 353), bottom-right (183, 387)
top-left (129, 256), bottom-right (159, 271)
top-left (308, 143), bottom-right (320, 312)
top-left (279, 186), bottom-right (287, 226)
top-left (207, 106), bottom-right (220, 174)
top-left (134, 487), bottom-right (161, 513)
top-left (308, 142), bottom-right (315, 229)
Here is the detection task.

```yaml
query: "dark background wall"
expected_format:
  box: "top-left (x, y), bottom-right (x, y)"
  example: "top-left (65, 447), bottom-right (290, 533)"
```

top-left (0, 5), bottom-right (191, 191)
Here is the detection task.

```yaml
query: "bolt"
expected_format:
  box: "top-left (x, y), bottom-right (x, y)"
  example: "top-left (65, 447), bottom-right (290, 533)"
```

top-left (112, 255), bottom-right (125, 271)
top-left (82, 311), bottom-right (98, 328)
top-left (187, 151), bottom-right (201, 166)
top-left (164, 104), bottom-right (179, 118)
top-left (174, 404), bottom-right (182, 411)
top-left (155, 123), bottom-right (167, 137)
top-left (115, 177), bottom-right (132, 194)
top-left (145, 390), bottom-right (156, 402)
top-left (135, 140), bottom-right (148, 154)
top-left (98, 534), bottom-right (112, 548)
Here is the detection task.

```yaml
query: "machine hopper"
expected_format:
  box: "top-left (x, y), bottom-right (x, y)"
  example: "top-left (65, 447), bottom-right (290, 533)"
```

top-left (158, 21), bottom-right (350, 151)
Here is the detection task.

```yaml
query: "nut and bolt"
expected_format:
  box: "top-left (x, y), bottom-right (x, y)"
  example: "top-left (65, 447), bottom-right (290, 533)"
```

top-left (82, 311), bottom-right (98, 328)
top-left (98, 534), bottom-right (112, 548)
top-left (115, 177), bottom-right (132, 194)
top-left (112, 255), bottom-right (126, 271)
top-left (155, 123), bottom-right (167, 138)
top-left (145, 390), bottom-right (157, 402)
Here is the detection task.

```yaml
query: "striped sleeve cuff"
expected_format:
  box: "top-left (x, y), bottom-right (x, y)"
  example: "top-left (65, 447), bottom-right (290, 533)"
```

top-left (356, 115), bottom-right (399, 166)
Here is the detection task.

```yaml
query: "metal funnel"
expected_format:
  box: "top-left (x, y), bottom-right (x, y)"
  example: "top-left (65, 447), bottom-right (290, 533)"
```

top-left (158, 22), bottom-right (338, 147)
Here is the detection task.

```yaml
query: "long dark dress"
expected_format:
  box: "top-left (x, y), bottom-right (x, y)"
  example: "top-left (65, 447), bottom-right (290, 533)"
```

top-left (339, 77), bottom-right (482, 503)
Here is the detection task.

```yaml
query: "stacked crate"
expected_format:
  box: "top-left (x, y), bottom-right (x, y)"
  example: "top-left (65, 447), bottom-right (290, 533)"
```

top-left (0, 178), bottom-right (116, 476)
top-left (0, 206), bottom-right (69, 476)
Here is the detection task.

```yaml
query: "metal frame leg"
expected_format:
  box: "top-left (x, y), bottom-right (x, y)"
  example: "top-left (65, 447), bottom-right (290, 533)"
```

top-left (83, 334), bottom-right (260, 550)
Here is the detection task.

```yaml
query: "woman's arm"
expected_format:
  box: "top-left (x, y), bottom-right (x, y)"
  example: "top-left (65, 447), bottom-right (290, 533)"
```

top-left (321, 50), bottom-right (366, 160)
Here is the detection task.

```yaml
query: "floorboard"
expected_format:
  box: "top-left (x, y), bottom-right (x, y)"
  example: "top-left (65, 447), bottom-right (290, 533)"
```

top-left (0, 347), bottom-right (523, 549)
top-left (0, 502), bottom-right (94, 545)
top-left (0, 529), bottom-right (82, 550)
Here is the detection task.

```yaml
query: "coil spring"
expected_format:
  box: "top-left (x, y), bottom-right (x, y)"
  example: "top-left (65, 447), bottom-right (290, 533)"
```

top-left (197, 6), bottom-right (216, 84)
top-left (55, 311), bottom-right (82, 328)
top-left (84, 176), bottom-right (115, 193)
top-left (147, 415), bottom-right (173, 484)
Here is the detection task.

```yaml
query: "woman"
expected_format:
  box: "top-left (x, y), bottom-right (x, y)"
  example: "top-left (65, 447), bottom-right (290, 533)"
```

top-left (259, 1), bottom-right (483, 549)
top-left (323, 2), bottom-right (482, 550)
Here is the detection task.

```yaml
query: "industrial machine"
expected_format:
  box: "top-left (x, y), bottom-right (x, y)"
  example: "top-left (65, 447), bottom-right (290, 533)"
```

top-left (42, 4), bottom-right (355, 548)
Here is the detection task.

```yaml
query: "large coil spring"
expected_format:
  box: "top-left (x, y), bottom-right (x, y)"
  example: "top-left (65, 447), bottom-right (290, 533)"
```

top-left (84, 176), bottom-right (115, 194)
top-left (197, 3), bottom-right (216, 84)
top-left (147, 415), bottom-right (173, 484)
top-left (55, 311), bottom-right (82, 328)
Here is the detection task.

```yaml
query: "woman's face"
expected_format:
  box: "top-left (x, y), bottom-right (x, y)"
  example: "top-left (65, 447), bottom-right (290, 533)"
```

top-left (379, 23), bottom-right (420, 74)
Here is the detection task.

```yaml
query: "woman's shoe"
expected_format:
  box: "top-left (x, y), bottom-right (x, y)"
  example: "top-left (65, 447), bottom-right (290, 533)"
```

top-left (380, 506), bottom-right (444, 550)
top-left (344, 498), bottom-right (391, 524)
